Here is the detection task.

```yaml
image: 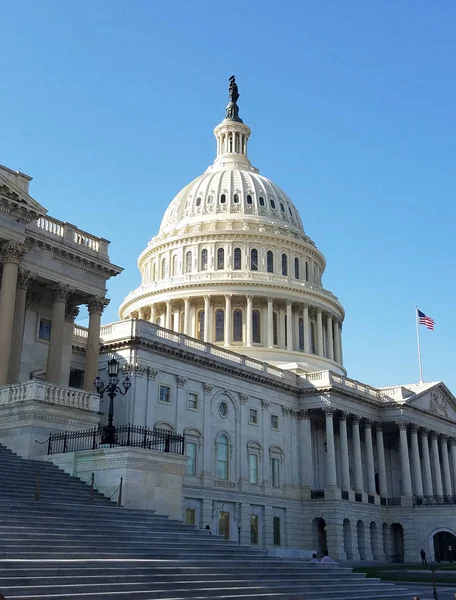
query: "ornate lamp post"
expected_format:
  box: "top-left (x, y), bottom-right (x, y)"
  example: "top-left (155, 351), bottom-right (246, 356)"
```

top-left (94, 358), bottom-right (131, 445)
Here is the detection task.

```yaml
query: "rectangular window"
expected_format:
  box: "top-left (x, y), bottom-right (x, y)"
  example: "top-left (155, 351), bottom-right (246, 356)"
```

top-left (186, 442), bottom-right (197, 476)
top-left (271, 414), bottom-right (279, 430)
top-left (272, 458), bottom-right (280, 488)
top-left (219, 511), bottom-right (230, 539)
top-left (249, 409), bottom-right (258, 424)
top-left (185, 508), bottom-right (196, 525)
top-left (249, 454), bottom-right (258, 484)
top-left (188, 392), bottom-right (198, 410)
top-left (273, 516), bottom-right (281, 546)
top-left (159, 385), bottom-right (171, 403)
top-left (38, 318), bottom-right (52, 341)
top-left (250, 514), bottom-right (259, 545)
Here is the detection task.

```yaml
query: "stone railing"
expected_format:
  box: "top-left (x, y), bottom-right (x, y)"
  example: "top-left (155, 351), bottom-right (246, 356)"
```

top-left (300, 371), bottom-right (395, 403)
top-left (0, 381), bottom-right (99, 412)
top-left (99, 320), bottom-right (296, 386)
top-left (73, 325), bottom-right (89, 339)
top-left (32, 216), bottom-right (109, 258)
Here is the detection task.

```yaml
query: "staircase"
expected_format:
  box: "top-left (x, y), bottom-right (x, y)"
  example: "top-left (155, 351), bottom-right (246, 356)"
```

top-left (0, 443), bottom-right (410, 600)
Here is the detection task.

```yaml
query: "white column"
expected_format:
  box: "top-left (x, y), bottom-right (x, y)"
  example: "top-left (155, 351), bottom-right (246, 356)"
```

top-left (224, 294), bottom-right (232, 346)
top-left (324, 408), bottom-right (337, 488)
top-left (339, 412), bottom-right (351, 491)
top-left (326, 314), bottom-right (334, 360)
top-left (352, 417), bottom-right (364, 493)
top-left (421, 429), bottom-right (433, 495)
top-left (83, 296), bottom-right (107, 391)
top-left (431, 432), bottom-right (443, 496)
top-left (294, 307), bottom-right (300, 351)
top-left (46, 283), bottom-right (71, 384)
top-left (376, 425), bottom-right (388, 497)
top-left (8, 269), bottom-right (34, 383)
top-left (278, 306), bottom-right (285, 348)
top-left (165, 300), bottom-right (172, 329)
top-left (173, 308), bottom-right (180, 332)
top-left (316, 309), bottom-right (323, 356)
top-left (149, 304), bottom-right (156, 324)
top-left (303, 304), bottom-right (310, 353)
top-left (364, 420), bottom-right (376, 495)
top-left (183, 298), bottom-right (190, 335)
top-left (333, 319), bottom-right (341, 363)
top-left (298, 410), bottom-right (313, 490)
top-left (398, 422), bottom-right (413, 496)
top-left (246, 295), bottom-right (253, 347)
top-left (267, 297), bottom-right (274, 348)
top-left (0, 241), bottom-right (26, 385)
top-left (203, 295), bottom-right (210, 343)
top-left (410, 425), bottom-right (424, 496)
top-left (440, 436), bottom-right (453, 496)
top-left (286, 300), bottom-right (293, 351)
top-left (450, 439), bottom-right (456, 494)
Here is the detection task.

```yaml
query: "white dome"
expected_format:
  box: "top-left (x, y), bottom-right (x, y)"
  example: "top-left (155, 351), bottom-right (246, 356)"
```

top-left (159, 169), bottom-right (305, 235)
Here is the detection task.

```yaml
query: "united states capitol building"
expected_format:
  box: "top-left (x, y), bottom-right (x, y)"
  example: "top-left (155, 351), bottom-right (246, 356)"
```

top-left (1, 78), bottom-right (456, 564)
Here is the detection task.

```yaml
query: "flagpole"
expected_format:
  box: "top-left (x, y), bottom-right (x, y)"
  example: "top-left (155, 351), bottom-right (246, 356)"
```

top-left (415, 306), bottom-right (424, 383)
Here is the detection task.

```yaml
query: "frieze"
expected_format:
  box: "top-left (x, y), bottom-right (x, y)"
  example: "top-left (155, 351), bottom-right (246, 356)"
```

top-left (76, 457), bottom-right (185, 475)
top-left (213, 479), bottom-right (237, 489)
top-left (430, 390), bottom-right (449, 418)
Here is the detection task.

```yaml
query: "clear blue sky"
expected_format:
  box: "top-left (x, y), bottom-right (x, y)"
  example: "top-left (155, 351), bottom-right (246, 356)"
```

top-left (1, 1), bottom-right (455, 391)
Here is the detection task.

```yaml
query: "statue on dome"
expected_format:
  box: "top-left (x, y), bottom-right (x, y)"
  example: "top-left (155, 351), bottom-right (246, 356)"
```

top-left (228, 75), bottom-right (239, 103)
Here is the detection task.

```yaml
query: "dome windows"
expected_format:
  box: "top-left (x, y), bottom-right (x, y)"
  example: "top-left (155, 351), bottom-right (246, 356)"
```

top-left (207, 194), bottom-right (214, 205)
top-left (250, 249), bottom-right (258, 271)
top-left (294, 257), bottom-right (299, 279)
top-left (267, 251), bottom-right (274, 273)
top-left (196, 197), bottom-right (202, 207)
top-left (233, 309), bottom-right (243, 342)
top-left (246, 194), bottom-right (253, 204)
top-left (234, 248), bottom-right (242, 270)
top-left (281, 254), bottom-right (288, 276)
top-left (220, 194), bottom-right (227, 204)
top-left (270, 199), bottom-right (276, 210)
top-left (252, 310), bottom-right (261, 344)
top-left (259, 196), bottom-right (265, 207)
top-left (217, 248), bottom-right (225, 270)
top-left (186, 251), bottom-right (193, 273)
top-left (201, 249), bottom-right (208, 271)
top-left (280, 202), bottom-right (285, 212)
top-left (233, 193), bottom-right (240, 204)
top-left (215, 309), bottom-right (224, 342)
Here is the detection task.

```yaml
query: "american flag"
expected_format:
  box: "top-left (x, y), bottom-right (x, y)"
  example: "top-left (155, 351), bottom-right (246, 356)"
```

top-left (418, 309), bottom-right (435, 331)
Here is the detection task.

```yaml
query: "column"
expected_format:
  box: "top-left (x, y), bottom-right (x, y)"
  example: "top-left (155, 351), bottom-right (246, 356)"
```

top-left (339, 412), bottom-right (351, 491)
top-left (440, 436), bottom-right (452, 496)
top-left (303, 304), bottom-right (310, 353)
top-left (294, 307), bottom-right (300, 351)
top-left (316, 309), bottom-right (323, 356)
top-left (352, 417), bottom-right (364, 493)
top-left (279, 306), bottom-right (285, 348)
top-left (267, 297), bottom-right (273, 348)
top-left (46, 283), bottom-right (71, 384)
top-left (376, 425), bottom-right (388, 497)
top-left (165, 300), bottom-right (172, 329)
top-left (149, 304), bottom-right (156, 324)
top-left (431, 432), bottom-right (443, 496)
top-left (450, 439), bottom-right (456, 494)
top-left (398, 422), bottom-right (413, 496)
top-left (0, 241), bottom-right (26, 385)
top-left (246, 295), bottom-right (253, 347)
top-left (410, 425), bottom-right (424, 496)
top-left (324, 408), bottom-right (337, 488)
top-left (364, 421), bottom-right (376, 495)
top-left (333, 320), bottom-right (341, 363)
top-left (298, 411), bottom-right (313, 491)
top-left (286, 300), bottom-right (293, 351)
top-left (183, 298), bottom-right (189, 335)
top-left (83, 296), bottom-right (108, 391)
top-left (173, 307), bottom-right (180, 332)
top-left (421, 429), bottom-right (433, 495)
top-left (224, 294), bottom-right (232, 346)
top-left (326, 314), bottom-right (334, 360)
top-left (203, 295), bottom-right (210, 343)
top-left (8, 269), bottom-right (34, 383)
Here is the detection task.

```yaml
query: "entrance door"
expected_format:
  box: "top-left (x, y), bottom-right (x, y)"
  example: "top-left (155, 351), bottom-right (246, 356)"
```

top-left (434, 531), bottom-right (456, 562)
top-left (219, 511), bottom-right (230, 539)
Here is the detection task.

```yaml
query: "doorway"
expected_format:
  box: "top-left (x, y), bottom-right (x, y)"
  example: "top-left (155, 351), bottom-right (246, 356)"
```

top-left (218, 511), bottom-right (230, 539)
top-left (434, 531), bottom-right (456, 562)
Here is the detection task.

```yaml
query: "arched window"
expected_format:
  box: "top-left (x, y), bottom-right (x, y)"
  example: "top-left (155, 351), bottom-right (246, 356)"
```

top-left (234, 248), bottom-right (242, 270)
top-left (217, 248), bottom-right (225, 270)
top-left (284, 314), bottom-right (288, 348)
top-left (215, 309), bottom-right (224, 342)
top-left (217, 434), bottom-right (229, 480)
top-left (197, 310), bottom-right (205, 341)
top-left (252, 310), bottom-right (261, 344)
top-left (195, 197), bottom-right (201, 207)
top-left (267, 251), bottom-right (274, 273)
top-left (294, 257), bottom-right (299, 279)
top-left (186, 251), bottom-right (192, 274)
top-left (233, 309), bottom-right (243, 342)
top-left (270, 199), bottom-right (276, 209)
top-left (281, 254), bottom-right (288, 276)
top-left (161, 258), bottom-right (166, 279)
top-left (220, 194), bottom-right (227, 204)
top-left (305, 261), bottom-right (309, 281)
top-left (201, 249), bottom-right (208, 271)
top-left (298, 317), bottom-right (304, 351)
top-left (233, 193), bottom-right (239, 204)
top-left (171, 255), bottom-right (177, 276)
top-left (273, 312), bottom-right (278, 346)
top-left (246, 194), bottom-right (253, 204)
top-left (250, 249), bottom-right (258, 271)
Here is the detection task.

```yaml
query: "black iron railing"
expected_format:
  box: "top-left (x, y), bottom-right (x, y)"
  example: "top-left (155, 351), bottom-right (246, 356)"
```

top-left (413, 495), bottom-right (456, 506)
top-left (47, 425), bottom-right (185, 456)
top-left (387, 497), bottom-right (402, 506)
